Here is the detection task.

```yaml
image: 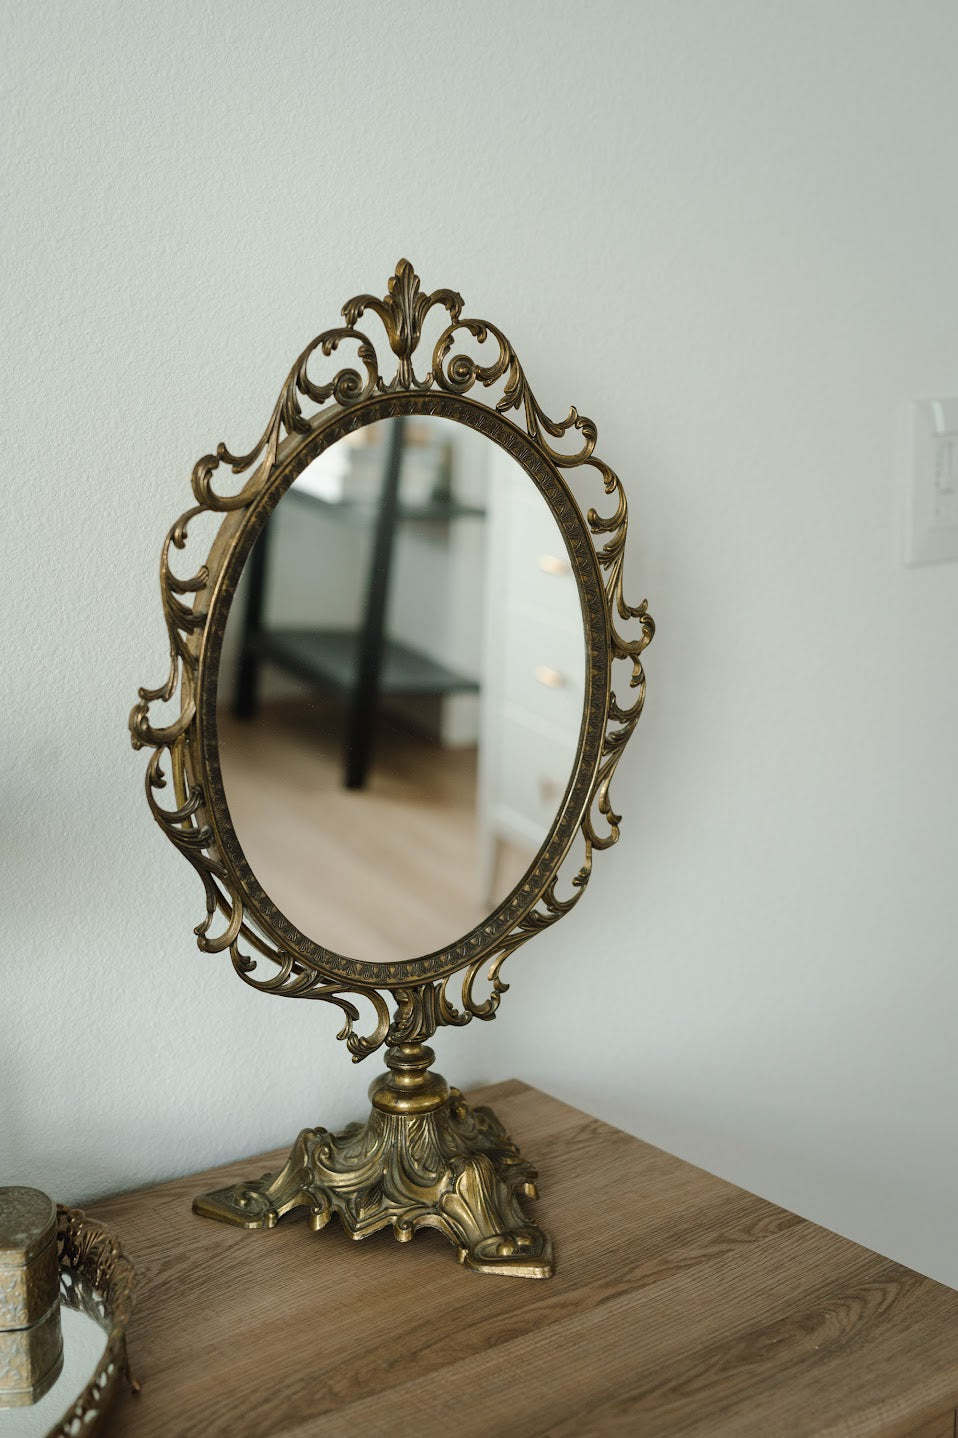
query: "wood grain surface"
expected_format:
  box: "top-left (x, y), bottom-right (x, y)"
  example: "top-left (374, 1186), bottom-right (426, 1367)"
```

top-left (84, 1082), bottom-right (958, 1438)
top-left (217, 701), bottom-right (532, 965)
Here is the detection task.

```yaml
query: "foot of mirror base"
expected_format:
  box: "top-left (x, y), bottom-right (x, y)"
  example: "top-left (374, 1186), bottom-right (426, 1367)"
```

top-left (192, 1063), bottom-right (553, 1279)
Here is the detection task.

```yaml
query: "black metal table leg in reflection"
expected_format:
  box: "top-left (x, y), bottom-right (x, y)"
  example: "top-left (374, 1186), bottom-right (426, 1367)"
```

top-left (230, 414), bottom-right (480, 790)
top-left (343, 414), bottom-right (406, 789)
top-left (234, 524), bottom-right (270, 719)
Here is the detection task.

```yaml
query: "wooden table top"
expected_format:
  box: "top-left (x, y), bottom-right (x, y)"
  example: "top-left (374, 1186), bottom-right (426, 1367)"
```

top-left (88, 1081), bottom-right (958, 1438)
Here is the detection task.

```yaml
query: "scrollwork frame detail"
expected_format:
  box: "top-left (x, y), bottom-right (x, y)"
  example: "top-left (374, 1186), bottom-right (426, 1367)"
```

top-left (130, 260), bottom-right (653, 1061)
top-left (50, 1205), bottom-right (137, 1436)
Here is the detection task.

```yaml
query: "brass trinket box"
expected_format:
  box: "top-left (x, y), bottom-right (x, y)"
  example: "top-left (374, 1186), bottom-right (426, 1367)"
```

top-left (0, 1187), bottom-right (63, 1406)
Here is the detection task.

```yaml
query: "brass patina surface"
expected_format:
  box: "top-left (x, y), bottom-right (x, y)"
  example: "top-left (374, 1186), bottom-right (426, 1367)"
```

top-left (131, 261), bottom-right (653, 1275)
top-left (47, 1206), bottom-right (138, 1435)
top-left (0, 1206), bottom-right (136, 1425)
top-left (0, 1187), bottom-right (62, 1406)
top-left (0, 1187), bottom-right (58, 1269)
top-left (195, 1043), bottom-right (552, 1278)
top-left (0, 1308), bottom-right (63, 1407)
top-left (0, 1187), bottom-right (59, 1329)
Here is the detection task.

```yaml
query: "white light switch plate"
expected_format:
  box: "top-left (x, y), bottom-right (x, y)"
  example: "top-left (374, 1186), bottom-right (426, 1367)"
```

top-left (905, 398), bottom-right (958, 565)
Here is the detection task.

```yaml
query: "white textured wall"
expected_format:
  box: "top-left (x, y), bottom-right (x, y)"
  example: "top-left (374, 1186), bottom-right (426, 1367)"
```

top-left (3, 1), bottom-right (957, 1285)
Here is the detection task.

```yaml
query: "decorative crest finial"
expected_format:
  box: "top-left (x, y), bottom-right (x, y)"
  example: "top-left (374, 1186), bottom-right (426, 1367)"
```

top-left (342, 260), bottom-right (463, 389)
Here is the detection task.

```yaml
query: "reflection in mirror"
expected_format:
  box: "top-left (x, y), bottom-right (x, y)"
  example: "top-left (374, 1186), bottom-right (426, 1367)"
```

top-left (217, 416), bottom-right (585, 964)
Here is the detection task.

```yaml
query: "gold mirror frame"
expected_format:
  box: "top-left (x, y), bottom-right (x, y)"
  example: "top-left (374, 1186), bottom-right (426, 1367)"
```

top-left (130, 261), bottom-right (653, 1278)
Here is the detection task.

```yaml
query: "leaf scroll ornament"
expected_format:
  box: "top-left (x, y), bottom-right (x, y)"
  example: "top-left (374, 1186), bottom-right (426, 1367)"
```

top-left (130, 261), bottom-right (653, 1059)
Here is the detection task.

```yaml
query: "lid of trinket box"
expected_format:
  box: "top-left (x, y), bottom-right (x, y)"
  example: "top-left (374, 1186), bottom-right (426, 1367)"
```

top-left (0, 1188), bottom-right (58, 1271)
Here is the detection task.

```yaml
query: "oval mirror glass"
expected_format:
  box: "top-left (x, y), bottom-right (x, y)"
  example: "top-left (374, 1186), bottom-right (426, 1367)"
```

top-left (216, 415), bottom-right (585, 964)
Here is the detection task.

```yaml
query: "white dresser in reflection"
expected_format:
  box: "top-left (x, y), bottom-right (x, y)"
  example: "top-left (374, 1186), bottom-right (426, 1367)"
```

top-left (478, 449), bottom-right (585, 904)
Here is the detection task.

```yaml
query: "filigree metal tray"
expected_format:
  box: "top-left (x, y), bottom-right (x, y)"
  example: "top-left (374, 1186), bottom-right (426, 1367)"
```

top-left (0, 1206), bottom-right (136, 1437)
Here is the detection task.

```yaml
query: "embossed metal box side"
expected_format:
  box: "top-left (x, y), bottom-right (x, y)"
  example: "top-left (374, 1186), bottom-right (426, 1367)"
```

top-left (0, 1187), bottom-right (63, 1406)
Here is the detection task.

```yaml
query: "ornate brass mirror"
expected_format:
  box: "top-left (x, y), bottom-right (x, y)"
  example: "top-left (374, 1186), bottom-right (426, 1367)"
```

top-left (130, 261), bottom-right (653, 1278)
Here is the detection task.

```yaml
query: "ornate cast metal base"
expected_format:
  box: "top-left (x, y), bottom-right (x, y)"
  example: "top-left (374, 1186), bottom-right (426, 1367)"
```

top-left (193, 1043), bottom-right (553, 1279)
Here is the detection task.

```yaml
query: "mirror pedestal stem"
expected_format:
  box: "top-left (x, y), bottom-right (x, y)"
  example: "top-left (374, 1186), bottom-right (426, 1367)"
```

top-left (370, 1041), bottom-right (449, 1115)
top-left (192, 1039), bottom-right (554, 1278)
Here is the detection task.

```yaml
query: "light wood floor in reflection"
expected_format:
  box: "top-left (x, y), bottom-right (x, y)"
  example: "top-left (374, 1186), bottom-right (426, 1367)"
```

top-left (217, 699), bottom-right (531, 967)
